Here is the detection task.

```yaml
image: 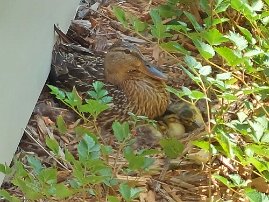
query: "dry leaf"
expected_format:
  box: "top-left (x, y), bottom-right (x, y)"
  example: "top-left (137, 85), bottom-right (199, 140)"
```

top-left (152, 43), bottom-right (160, 62)
top-left (251, 177), bottom-right (269, 193)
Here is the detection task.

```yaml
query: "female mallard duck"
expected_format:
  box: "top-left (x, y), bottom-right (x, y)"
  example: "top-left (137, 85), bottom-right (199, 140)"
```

top-left (50, 40), bottom-right (170, 128)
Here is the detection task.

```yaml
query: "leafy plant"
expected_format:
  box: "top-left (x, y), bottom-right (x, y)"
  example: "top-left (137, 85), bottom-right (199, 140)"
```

top-left (2, 0), bottom-right (269, 200)
top-left (113, 0), bottom-right (269, 200)
top-left (0, 81), bottom-right (158, 201)
top-left (48, 81), bottom-right (112, 123)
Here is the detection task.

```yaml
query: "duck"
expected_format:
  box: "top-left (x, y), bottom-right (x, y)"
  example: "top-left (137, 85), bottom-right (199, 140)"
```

top-left (50, 34), bottom-right (170, 129)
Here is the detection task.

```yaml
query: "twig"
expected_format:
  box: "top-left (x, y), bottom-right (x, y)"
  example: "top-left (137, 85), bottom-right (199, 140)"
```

top-left (24, 126), bottom-right (69, 170)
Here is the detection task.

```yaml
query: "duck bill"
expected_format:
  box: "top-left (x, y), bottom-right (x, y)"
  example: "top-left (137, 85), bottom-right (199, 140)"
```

top-left (145, 64), bottom-right (168, 81)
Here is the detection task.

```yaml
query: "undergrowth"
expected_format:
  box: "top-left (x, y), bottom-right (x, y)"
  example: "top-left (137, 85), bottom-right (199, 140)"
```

top-left (1, 0), bottom-right (269, 201)
top-left (112, 0), bottom-right (269, 200)
top-left (0, 82), bottom-right (173, 201)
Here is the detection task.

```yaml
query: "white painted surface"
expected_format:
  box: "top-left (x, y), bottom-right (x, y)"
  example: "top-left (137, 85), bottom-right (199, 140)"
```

top-left (0, 0), bottom-right (79, 184)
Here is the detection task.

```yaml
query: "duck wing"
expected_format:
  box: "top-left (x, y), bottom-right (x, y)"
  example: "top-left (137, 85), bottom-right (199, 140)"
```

top-left (50, 41), bottom-right (105, 92)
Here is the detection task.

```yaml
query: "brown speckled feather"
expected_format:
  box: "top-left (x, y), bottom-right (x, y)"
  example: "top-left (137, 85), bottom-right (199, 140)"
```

top-left (50, 42), bottom-right (105, 91)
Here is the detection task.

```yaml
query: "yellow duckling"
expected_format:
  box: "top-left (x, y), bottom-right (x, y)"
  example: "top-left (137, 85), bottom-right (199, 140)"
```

top-left (166, 101), bottom-right (204, 132)
top-left (162, 114), bottom-right (186, 139)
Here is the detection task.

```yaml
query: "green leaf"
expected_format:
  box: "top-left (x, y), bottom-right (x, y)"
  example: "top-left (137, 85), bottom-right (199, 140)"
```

top-left (219, 92), bottom-right (238, 101)
top-left (27, 156), bottom-right (43, 175)
top-left (93, 80), bottom-right (104, 92)
top-left (192, 140), bottom-right (210, 150)
top-left (243, 85), bottom-right (269, 95)
top-left (85, 175), bottom-right (107, 184)
top-left (213, 174), bottom-right (234, 188)
top-left (55, 183), bottom-right (73, 199)
top-left (245, 188), bottom-right (269, 202)
top-left (47, 85), bottom-right (65, 100)
top-left (237, 112), bottom-right (248, 123)
top-left (247, 157), bottom-right (268, 173)
top-left (181, 87), bottom-right (207, 100)
top-left (149, 9), bottom-right (172, 39)
top-left (202, 28), bottom-right (228, 45)
top-left (160, 138), bottom-right (184, 159)
top-left (88, 81), bottom-right (112, 104)
top-left (229, 174), bottom-right (248, 187)
top-left (225, 31), bottom-right (248, 50)
top-left (0, 163), bottom-right (12, 175)
top-left (45, 137), bottom-right (60, 155)
top-left (119, 183), bottom-right (141, 202)
top-left (215, 0), bottom-right (230, 13)
top-left (151, 24), bottom-right (172, 39)
top-left (112, 6), bottom-right (128, 27)
top-left (0, 190), bottom-right (20, 202)
top-left (65, 149), bottom-right (77, 164)
top-left (204, 17), bottom-right (229, 27)
top-left (124, 147), bottom-right (154, 170)
top-left (251, 0), bottom-right (263, 11)
top-left (215, 47), bottom-right (243, 66)
top-left (75, 126), bottom-right (98, 142)
top-left (101, 145), bottom-right (113, 155)
top-left (13, 161), bottom-right (28, 178)
top-left (181, 65), bottom-right (202, 84)
top-left (112, 121), bottom-right (130, 142)
top-left (78, 135), bottom-right (100, 161)
top-left (167, 23), bottom-right (189, 33)
top-left (193, 40), bottom-right (215, 59)
top-left (181, 86), bottom-right (192, 95)
top-left (128, 155), bottom-right (154, 170)
top-left (184, 11), bottom-right (203, 32)
top-left (237, 25), bottom-right (255, 44)
top-left (216, 72), bottom-right (232, 80)
top-left (108, 196), bottom-right (121, 202)
top-left (248, 116), bottom-right (268, 143)
top-left (160, 41), bottom-right (189, 55)
top-left (246, 144), bottom-right (269, 157)
top-left (56, 115), bottom-right (67, 134)
top-left (192, 140), bottom-right (218, 154)
top-left (12, 178), bottom-right (42, 200)
top-left (79, 99), bottom-right (109, 119)
top-left (65, 87), bottom-right (82, 108)
top-left (244, 49), bottom-right (263, 57)
top-left (38, 168), bottom-right (57, 185)
top-left (190, 90), bottom-right (207, 100)
top-left (166, 86), bottom-right (185, 98)
top-left (150, 9), bottom-right (161, 25)
top-left (231, 0), bottom-right (257, 21)
top-left (184, 56), bottom-right (203, 69)
top-left (140, 149), bottom-right (160, 156)
top-left (132, 18), bottom-right (147, 32)
top-left (199, 65), bottom-right (212, 76)
top-left (215, 129), bottom-right (234, 157)
top-left (207, 77), bottom-right (226, 90)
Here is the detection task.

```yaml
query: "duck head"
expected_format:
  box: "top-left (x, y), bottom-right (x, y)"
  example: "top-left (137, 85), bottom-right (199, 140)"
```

top-left (104, 41), bottom-right (167, 85)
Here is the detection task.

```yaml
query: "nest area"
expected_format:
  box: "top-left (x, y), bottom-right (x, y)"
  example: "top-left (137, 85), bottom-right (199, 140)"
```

top-left (2, 0), bottom-right (266, 201)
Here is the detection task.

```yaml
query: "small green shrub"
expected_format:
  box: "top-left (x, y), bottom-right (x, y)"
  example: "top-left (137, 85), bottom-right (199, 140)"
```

top-left (0, 81), bottom-right (182, 201)
top-left (112, 0), bottom-right (269, 200)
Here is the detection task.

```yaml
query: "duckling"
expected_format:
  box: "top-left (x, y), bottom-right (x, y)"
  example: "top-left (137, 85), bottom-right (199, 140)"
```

top-left (166, 101), bottom-right (204, 132)
top-left (162, 114), bottom-right (186, 139)
top-left (131, 101), bottom-right (204, 148)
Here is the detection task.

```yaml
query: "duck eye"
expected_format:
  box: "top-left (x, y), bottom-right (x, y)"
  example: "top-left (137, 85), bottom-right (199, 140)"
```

top-left (128, 69), bottom-right (137, 73)
top-left (124, 49), bottom-right (131, 54)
